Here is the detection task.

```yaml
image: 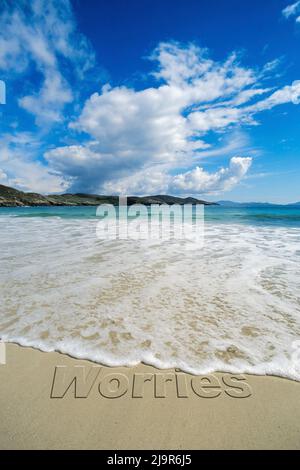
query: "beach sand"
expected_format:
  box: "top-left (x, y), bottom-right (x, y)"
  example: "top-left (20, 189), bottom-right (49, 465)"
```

top-left (0, 343), bottom-right (299, 450)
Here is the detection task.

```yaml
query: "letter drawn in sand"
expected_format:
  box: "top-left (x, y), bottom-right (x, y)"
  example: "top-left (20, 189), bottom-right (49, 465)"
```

top-left (51, 365), bottom-right (101, 398)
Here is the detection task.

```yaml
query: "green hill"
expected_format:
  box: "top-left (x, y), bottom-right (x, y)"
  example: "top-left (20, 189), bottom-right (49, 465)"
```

top-left (0, 184), bottom-right (217, 207)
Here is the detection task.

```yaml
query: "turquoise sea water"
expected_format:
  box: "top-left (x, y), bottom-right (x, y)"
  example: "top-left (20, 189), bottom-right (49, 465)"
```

top-left (1, 204), bottom-right (300, 227)
top-left (1, 203), bottom-right (300, 379)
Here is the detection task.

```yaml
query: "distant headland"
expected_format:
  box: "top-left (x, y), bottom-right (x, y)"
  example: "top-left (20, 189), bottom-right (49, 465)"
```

top-left (0, 184), bottom-right (218, 207)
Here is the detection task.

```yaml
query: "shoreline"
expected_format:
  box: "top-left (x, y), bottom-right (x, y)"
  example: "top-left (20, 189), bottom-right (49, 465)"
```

top-left (0, 343), bottom-right (300, 449)
top-left (1, 339), bottom-right (300, 383)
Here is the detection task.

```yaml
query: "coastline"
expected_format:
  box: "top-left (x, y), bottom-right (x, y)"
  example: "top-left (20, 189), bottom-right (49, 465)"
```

top-left (0, 343), bottom-right (300, 450)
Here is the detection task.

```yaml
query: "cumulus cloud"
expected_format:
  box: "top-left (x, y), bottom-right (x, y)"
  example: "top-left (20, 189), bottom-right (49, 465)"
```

top-left (171, 157), bottom-right (252, 194)
top-left (0, 0), bottom-right (95, 125)
top-left (101, 165), bottom-right (171, 195)
top-left (282, 1), bottom-right (300, 22)
top-left (98, 157), bottom-right (253, 196)
top-left (45, 42), bottom-right (300, 195)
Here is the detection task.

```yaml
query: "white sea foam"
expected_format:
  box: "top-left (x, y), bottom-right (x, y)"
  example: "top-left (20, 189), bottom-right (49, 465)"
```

top-left (1, 216), bottom-right (300, 379)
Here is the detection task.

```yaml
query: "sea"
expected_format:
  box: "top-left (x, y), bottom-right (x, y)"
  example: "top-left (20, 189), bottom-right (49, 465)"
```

top-left (1, 204), bottom-right (300, 380)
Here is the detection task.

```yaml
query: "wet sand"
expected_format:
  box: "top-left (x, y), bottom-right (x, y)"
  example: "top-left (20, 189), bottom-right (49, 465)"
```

top-left (0, 343), bottom-right (299, 449)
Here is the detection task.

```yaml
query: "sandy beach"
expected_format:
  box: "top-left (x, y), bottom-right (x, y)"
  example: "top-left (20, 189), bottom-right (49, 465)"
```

top-left (0, 343), bottom-right (299, 450)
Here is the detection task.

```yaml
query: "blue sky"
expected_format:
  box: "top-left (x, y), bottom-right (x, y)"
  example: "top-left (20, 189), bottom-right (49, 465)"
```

top-left (0, 0), bottom-right (300, 202)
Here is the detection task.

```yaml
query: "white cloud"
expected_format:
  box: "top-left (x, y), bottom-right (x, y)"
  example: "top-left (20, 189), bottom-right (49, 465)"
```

top-left (0, 169), bottom-right (8, 182)
top-left (99, 157), bottom-right (253, 196)
top-left (45, 42), bottom-right (300, 195)
top-left (0, 0), bottom-right (97, 192)
top-left (247, 80), bottom-right (300, 112)
top-left (170, 157), bottom-right (252, 194)
top-left (101, 165), bottom-right (171, 195)
top-left (150, 42), bottom-right (213, 85)
top-left (282, 1), bottom-right (300, 23)
top-left (0, 0), bottom-right (95, 125)
top-left (0, 132), bottom-right (67, 193)
top-left (228, 87), bottom-right (271, 106)
top-left (19, 70), bottom-right (73, 126)
top-left (282, 1), bottom-right (300, 19)
top-left (262, 58), bottom-right (282, 74)
top-left (5, 160), bottom-right (68, 194)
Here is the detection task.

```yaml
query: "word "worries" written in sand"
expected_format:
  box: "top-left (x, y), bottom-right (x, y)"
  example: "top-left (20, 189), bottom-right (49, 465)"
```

top-left (50, 366), bottom-right (252, 399)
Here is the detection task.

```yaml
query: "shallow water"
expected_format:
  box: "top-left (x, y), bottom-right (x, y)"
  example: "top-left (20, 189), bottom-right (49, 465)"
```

top-left (1, 204), bottom-right (300, 227)
top-left (1, 205), bottom-right (300, 379)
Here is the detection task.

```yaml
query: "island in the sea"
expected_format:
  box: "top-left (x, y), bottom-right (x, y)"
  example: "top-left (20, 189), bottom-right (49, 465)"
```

top-left (0, 184), bottom-right (217, 207)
